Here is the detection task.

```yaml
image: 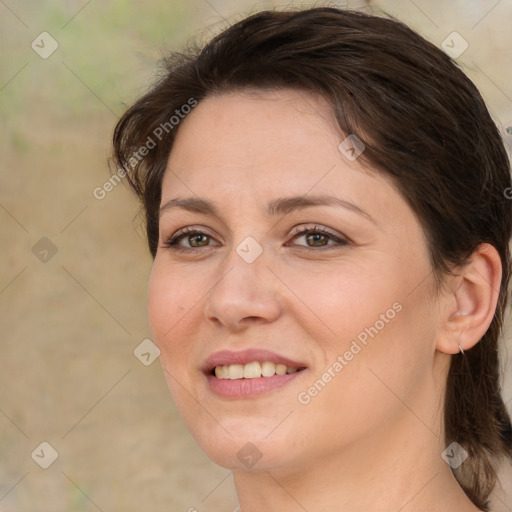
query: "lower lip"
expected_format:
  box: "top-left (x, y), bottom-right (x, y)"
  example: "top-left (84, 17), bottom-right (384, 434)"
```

top-left (205, 371), bottom-right (305, 398)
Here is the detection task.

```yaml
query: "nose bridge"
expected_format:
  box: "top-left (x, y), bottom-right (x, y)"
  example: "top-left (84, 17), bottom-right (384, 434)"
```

top-left (203, 238), bottom-right (282, 328)
top-left (219, 230), bottom-right (268, 287)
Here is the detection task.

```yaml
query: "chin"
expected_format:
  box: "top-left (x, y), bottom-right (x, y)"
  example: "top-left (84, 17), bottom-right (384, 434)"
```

top-left (187, 417), bottom-right (301, 471)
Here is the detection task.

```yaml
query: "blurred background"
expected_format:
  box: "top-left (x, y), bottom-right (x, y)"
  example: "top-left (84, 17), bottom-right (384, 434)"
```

top-left (1, 0), bottom-right (511, 510)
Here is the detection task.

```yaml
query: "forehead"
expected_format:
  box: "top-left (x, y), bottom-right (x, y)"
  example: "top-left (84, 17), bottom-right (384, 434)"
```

top-left (171, 90), bottom-right (336, 161)
top-left (161, 89), bottom-right (402, 222)
top-left (166, 90), bottom-right (361, 181)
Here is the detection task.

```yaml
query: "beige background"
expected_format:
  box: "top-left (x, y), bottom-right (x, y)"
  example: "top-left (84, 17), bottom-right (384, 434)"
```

top-left (1, 0), bottom-right (511, 510)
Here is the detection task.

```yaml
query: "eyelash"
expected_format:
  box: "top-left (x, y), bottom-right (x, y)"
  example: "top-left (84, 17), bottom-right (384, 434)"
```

top-left (163, 224), bottom-right (349, 252)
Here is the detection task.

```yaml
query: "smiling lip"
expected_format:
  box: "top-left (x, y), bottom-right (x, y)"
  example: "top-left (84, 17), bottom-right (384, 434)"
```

top-left (203, 348), bottom-right (307, 399)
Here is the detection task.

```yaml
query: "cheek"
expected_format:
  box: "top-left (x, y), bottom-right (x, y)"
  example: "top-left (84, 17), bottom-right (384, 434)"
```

top-left (285, 256), bottom-right (434, 395)
top-left (147, 261), bottom-right (206, 418)
top-left (293, 299), bottom-right (434, 453)
top-left (147, 260), bottom-right (200, 362)
top-left (277, 260), bottom-right (403, 345)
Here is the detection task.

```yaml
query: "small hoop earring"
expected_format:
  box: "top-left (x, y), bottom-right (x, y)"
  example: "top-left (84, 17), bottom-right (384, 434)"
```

top-left (458, 344), bottom-right (465, 355)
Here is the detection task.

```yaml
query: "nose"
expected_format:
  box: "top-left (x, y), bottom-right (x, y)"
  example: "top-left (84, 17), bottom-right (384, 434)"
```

top-left (203, 247), bottom-right (283, 332)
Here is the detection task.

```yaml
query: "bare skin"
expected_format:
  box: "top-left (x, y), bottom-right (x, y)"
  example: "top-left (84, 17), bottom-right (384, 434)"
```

top-left (148, 89), bottom-right (500, 511)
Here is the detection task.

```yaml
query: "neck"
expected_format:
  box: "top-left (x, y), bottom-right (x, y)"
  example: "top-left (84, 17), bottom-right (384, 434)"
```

top-left (233, 437), bottom-right (477, 512)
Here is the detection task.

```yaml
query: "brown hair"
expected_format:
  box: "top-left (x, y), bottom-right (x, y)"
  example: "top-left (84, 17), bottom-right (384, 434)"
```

top-left (112, 7), bottom-right (512, 509)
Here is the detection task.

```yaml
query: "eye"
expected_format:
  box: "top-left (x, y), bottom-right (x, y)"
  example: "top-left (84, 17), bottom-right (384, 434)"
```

top-left (163, 227), bottom-right (219, 250)
top-left (162, 224), bottom-right (349, 252)
top-left (288, 225), bottom-right (348, 249)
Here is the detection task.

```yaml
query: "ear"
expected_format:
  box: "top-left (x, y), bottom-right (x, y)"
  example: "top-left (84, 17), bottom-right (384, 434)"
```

top-left (436, 243), bottom-right (502, 355)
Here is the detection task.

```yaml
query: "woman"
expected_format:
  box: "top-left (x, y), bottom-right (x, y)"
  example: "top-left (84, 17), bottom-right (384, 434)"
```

top-left (112, 7), bottom-right (512, 511)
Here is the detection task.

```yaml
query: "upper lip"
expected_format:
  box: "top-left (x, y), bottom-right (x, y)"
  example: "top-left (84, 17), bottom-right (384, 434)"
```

top-left (203, 348), bottom-right (307, 374)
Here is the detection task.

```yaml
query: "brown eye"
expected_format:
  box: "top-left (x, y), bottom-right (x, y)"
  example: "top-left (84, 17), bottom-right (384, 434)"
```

top-left (288, 225), bottom-right (349, 250)
top-left (165, 228), bottom-right (218, 250)
top-left (188, 233), bottom-right (210, 247)
top-left (305, 232), bottom-right (330, 246)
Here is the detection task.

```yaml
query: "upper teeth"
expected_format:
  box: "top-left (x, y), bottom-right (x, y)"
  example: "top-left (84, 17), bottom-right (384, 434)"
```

top-left (214, 361), bottom-right (299, 379)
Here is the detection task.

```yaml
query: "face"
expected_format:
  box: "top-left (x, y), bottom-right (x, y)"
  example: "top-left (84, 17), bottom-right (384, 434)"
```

top-left (148, 89), bottom-right (443, 473)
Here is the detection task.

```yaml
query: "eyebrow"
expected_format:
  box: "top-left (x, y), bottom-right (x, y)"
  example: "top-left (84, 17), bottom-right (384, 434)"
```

top-left (159, 194), bottom-right (376, 224)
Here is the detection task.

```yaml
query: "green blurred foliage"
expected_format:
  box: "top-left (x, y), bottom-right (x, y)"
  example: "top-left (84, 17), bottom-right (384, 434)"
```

top-left (1, 1), bottom-right (198, 127)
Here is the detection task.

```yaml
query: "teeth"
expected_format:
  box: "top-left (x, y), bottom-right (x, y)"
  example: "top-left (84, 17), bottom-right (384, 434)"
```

top-left (213, 361), bottom-right (301, 379)
top-left (275, 363), bottom-right (287, 375)
top-left (228, 364), bottom-right (244, 379)
top-left (243, 362), bottom-right (262, 379)
top-left (261, 361), bottom-right (275, 377)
